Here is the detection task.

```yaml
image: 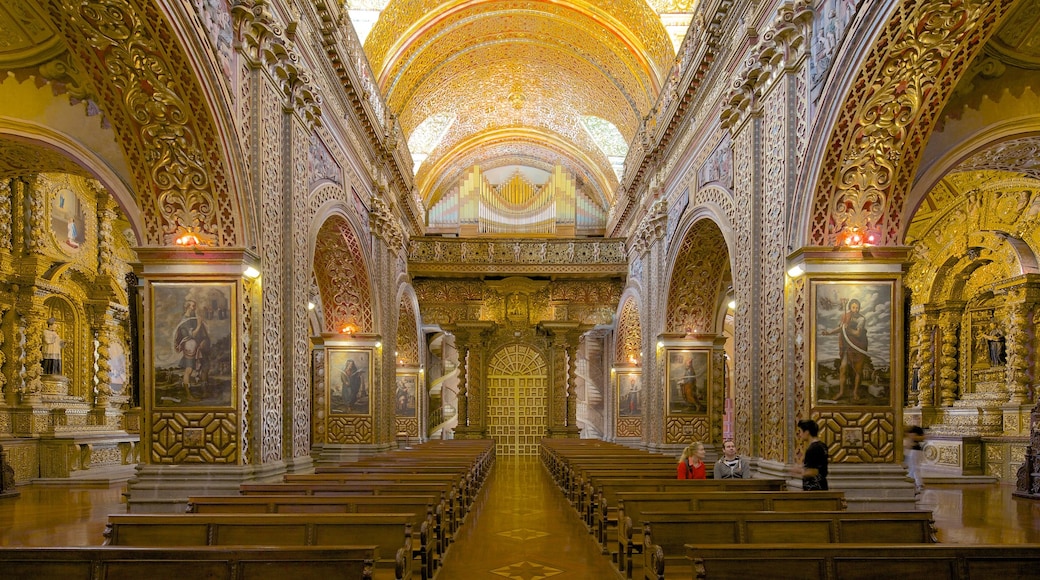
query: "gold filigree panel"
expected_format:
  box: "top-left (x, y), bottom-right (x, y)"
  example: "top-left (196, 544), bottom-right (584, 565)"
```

top-left (0, 2), bottom-right (63, 67)
top-left (151, 412), bottom-right (239, 463)
top-left (616, 417), bottom-right (641, 438)
top-left (815, 410), bottom-right (896, 463)
top-left (314, 215), bottom-right (374, 333)
top-left (665, 218), bottom-right (730, 333)
top-left (327, 416), bottom-right (374, 444)
top-left (397, 297), bottom-right (420, 366)
top-left (664, 416), bottom-right (707, 445)
top-left (395, 416), bottom-right (419, 438)
top-left (615, 297), bottom-right (641, 364)
top-left (810, 0), bottom-right (1015, 246)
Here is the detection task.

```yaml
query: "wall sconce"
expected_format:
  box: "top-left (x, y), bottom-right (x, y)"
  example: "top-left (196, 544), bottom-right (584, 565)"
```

top-left (340, 324), bottom-right (355, 334)
top-left (307, 301), bottom-right (316, 310)
top-left (243, 266), bottom-right (260, 279)
top-left (727, 300), bottom-right (736, 310)
top-left (787, 264), bottom-right (804, 278)
top-left (656, 341), bottom-right (664, 349)
top-left (836, 225), bottom-right (877, 248)
top-left (375, 342), bottom-right (382, 348)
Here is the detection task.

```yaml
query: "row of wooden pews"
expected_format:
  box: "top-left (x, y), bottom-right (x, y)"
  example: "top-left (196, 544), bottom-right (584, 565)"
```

top-left (0, 440), bottom-right (495, 580)
top-left (542, 439), bottom-right (1040, 580)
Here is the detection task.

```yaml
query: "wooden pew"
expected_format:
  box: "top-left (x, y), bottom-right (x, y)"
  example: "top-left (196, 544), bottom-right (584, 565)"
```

top-left (187, 495), bottom-right (439, 579)
top-left (238, 481), bottom-right (461, 542)
top-left (615, 491), bottom-right (847, 572)
top-left (639, 510), bottom-right (937, 580)
top-left (684, 544), bottom-right (1040, 580)
top-left (103, 513), bottom-right (415, 580)
top-left (0, 546), bottom-right (376, 580)
top-left (283, 472), bottom-right (468, 512)
top-left (592, 478), bottom-right (788, 548)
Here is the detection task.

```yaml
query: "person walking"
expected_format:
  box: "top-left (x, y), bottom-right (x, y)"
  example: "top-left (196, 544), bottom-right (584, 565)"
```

top-left (791, 420), bottom-right (828, 490)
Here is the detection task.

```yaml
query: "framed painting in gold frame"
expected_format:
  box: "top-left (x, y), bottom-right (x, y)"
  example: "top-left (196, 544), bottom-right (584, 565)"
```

top-left (616, 370), bottom-right (641, 417)
top-left (151, 282), bottom-right (236, 409)
top-left (328, 348), bottom-right (372, 416)
top-left (395, 372), bottom-right (418, 418)
top-left (666, 349), bottom-right (709, 415)
top-left (811, 279), bottom-right (895, 407)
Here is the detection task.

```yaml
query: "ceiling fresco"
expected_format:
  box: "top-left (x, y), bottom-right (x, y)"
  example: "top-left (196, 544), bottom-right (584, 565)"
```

top-left (361, 0), bottom-right (681, 228)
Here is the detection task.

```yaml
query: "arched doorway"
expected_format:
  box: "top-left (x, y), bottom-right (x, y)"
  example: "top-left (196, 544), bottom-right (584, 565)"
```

top-left (487, 344), bottom-right (548, 456)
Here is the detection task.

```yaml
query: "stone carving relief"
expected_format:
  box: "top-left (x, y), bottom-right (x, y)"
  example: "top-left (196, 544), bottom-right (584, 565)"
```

top-left (46, 0), bottom-right (243, 247)
top-left (313, 214), bottom-right (374, 333)
top-left (665, 219), bottom-right (730, 334)
top-left (810, 0), bottom-right (1015, 246)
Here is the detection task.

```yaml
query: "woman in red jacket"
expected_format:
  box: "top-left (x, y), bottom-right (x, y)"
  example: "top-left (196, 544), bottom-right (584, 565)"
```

top-left (677, 441), bottom-right (707, 479)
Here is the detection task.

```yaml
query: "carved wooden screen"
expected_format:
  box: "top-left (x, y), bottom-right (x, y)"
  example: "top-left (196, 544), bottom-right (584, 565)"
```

top-left (487, 344), bottom-right (548, 456)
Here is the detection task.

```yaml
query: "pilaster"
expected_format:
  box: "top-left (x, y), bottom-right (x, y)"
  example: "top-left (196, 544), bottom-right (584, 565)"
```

top-left (785, 246), bottom-right (915, 507)
top-left (126, 247), bottom-right (269, 512)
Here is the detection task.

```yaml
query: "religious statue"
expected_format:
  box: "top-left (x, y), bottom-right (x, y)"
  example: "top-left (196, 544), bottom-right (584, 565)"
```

top-left (979, 321), bottom-right (1006, 367)
top-left (42, 317), bottom-right (65, 375)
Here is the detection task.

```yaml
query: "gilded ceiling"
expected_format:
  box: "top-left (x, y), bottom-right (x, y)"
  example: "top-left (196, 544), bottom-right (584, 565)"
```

top-left (362, 0), bottom-right (677, 218)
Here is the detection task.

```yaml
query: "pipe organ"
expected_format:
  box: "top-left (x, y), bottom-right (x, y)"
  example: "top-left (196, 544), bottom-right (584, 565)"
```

top-left (427, 164), bottom-right (605, 236)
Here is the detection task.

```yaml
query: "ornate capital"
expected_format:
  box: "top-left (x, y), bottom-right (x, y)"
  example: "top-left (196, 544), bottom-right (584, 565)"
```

top-left (630, 198), bottom-right (668, 255)
top-left (369, 195), bottom-right (406, 256)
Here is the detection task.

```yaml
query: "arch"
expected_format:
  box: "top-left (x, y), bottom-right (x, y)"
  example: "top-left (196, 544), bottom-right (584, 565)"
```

top-left (41, 0), bottom-right (249, 247)
top-left (614, 294), bottom-right (642, 366)
top-left (312, 212), bottom-right (375, 334)
top-left (665, 216), bottom-right (733, 335)
top-left (800, 0), bottom-right (1016, 246)
top-left (0, 122), bottom-right (144, 243)
top-left (488, 343), bottom-right (548, 376)
top-left (396, 284), bottom-right (423, 367)
top-left (42, 294), bottom-right (83, 397)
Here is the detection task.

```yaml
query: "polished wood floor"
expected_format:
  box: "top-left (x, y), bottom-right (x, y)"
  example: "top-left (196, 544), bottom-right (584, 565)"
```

top-left (2, 457), bottom-right (1039, 578)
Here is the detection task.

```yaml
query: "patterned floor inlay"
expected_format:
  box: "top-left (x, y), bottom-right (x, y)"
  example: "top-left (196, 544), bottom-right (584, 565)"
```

top-left (489, 560), bottom-right (564, 580)
top-left (496, 527), bottom-right (550, 540)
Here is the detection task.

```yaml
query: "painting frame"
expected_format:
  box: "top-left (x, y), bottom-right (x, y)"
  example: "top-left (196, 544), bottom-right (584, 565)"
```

top-left (328, 347), bottom-right (373, 416)
top-left (151, 282), bottom-right (236, 409)
top-left (616, 369), bottom-right (642, 418)
top-left (666, 349), bottom-right (710, 416)
top-left (394, 372), bottom-right (418, 418)
top-left (810, 279), bottom-right (896, 407)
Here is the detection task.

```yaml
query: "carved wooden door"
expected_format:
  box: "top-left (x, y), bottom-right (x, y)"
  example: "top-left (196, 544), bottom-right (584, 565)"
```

top-left (487, 344), bottom-right (548, 456)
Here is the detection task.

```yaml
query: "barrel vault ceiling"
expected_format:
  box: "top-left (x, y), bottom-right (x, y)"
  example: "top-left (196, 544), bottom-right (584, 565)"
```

top-left (355, 0), bottom-right (691, 228)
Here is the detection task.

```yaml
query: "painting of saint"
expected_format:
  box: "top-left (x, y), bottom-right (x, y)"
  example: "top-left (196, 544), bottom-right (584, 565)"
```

top-left (618, 372), bottom-right (641, 417)
top-left (813, 281), bottom-right (893, 406)
top-left (667, 350), bottom-right (708, 415)
top-left (153, 284), bottom-right (234, 407)
top-left (330, 350), bottom-right (370, 415)
top-left (51, 188), bottom-right (86, 251)
top-left (395, 374), bottom-right (417, 417)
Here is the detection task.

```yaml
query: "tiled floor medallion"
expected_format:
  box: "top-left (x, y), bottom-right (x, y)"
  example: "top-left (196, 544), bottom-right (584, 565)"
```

top-left (496, 527), bottom-right (550, 540)
top-left (489, 560), bottom-right (563, 580)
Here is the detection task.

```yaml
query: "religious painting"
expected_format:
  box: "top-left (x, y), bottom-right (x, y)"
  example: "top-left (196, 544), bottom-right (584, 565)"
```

top-left (395, 373), bottom-right (418, 418)
top-left (617, 370), bottom-right (642, 417)
top-left (152, 283), bottom-right (235, 408)
top-left (811, 280), bottom-right (894, 406)
top-left (51, 187), bottom-right (86, 252)
top-left (329, 348), bottom-right (371, 415)
top-left (667, 350), bottom-right (709, 415)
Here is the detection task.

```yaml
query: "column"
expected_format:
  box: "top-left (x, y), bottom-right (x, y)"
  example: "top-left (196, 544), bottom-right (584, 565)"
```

top-left (449, 321), bottom-right (494, 439)
top-left (938, 307), bottom-right (962, 407)
top-left (542, 322), bottom-right (581, 438)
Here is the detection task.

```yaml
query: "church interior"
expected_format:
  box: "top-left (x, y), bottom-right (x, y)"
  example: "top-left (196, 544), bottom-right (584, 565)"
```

top-left (2, 0), bottom-right (1040, 575)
